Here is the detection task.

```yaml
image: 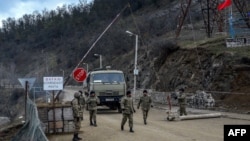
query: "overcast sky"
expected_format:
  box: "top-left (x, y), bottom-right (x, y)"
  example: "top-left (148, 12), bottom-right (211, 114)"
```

top-left (0, 0), bottom-right (92, 28)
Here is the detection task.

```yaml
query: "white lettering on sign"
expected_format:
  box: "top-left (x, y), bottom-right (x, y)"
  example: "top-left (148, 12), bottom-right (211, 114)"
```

top-left (75, 70), bottom-right (85, 80)
top-left (228, 129), bottom-right (247, 136)
top-left (73, 68), bottom-right (87, 82)
top-left (44, 77), bottom-right (63, 82)
top-left (43, 77), bottom-right (63, 90)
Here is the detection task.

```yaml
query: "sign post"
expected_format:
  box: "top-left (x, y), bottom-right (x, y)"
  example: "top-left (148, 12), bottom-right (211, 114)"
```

top-left (18, 78), bottom-right (36, 121)
top-left (25, 81), bottom-right (28, 121)
top-left (72, 68), bottom-right (87, 82)
top-left (43, 77), bottom-right (63, 133)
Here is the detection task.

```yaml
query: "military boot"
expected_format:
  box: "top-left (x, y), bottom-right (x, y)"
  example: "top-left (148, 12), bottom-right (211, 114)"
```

top-left (121, 125), bottom-right (124, 131)
top-left (72, 133), bottom-right (78, 141)
top-left (90, 120), bottom-right (93, 126)
top-left (76, 133), bottom-right (82, 140)
top-left (93, 121), bottom-right (97, 127)
top-left (144, 119), bottom-right (147, 125)
top-left (129, 127), bottom-right (134, 133)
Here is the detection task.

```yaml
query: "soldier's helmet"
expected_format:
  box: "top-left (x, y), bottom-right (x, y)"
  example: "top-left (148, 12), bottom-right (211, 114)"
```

top-left (126, 90), bottom-right (131, 95)
top-left (74, 92), bottom-right (80, 98)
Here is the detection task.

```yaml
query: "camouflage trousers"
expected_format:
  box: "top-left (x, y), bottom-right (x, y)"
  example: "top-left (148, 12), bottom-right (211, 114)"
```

top-left (179, 105), bottom-right (187, 116)
top-left (89, 109), bottom-right (97, 122)
top-left (142, 110), bottom-right (149, 121)
top-left (74, 117), bottom-right (81, 134)
top-left (79, 109), bottom-right (84, 121)
top-left (121, 113), bottom-right (133, 128)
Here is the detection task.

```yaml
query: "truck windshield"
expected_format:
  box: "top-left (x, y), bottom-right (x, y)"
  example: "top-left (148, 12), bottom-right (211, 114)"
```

top-left (92, 73), bottom-right (124, 83)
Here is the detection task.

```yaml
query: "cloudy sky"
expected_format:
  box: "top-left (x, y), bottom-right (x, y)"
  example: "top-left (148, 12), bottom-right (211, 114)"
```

top-left (0, 0), bottom-right (92, 28)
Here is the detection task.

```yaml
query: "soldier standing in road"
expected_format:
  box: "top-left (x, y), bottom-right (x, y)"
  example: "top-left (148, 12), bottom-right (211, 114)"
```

top-left (78, 90), bottom-right (86, 121)
top-left (121, 90), bottom-right (136, 133)
top-left (137, 89), bottom-right (152, 125)
top-left (71, 92), bottom-right (82, 141)
top-left (178, 88), bottom-right (187, 116)
top-left (86, 91), bottom-right (100, 127)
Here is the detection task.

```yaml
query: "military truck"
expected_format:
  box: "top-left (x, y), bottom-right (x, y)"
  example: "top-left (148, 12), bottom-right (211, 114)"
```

top-left (84, 68), bottom-right (126, 113)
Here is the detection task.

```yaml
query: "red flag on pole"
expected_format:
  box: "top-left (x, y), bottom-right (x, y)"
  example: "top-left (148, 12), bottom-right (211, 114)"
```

top-left (218, 0), bottom-right (232, 11)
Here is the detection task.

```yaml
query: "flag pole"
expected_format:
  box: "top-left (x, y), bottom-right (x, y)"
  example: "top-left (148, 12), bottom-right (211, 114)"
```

top-left (228, 3), bottom-right (235, 39)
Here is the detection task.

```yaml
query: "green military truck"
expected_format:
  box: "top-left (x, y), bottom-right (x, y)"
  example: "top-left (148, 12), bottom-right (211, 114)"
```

top-left (85, 69), bottom-right (127, 113)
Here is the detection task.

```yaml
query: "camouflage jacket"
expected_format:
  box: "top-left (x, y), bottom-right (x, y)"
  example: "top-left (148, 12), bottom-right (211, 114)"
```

top-left (178, 93), bottom-right (186, 105)
top-left (137, 95), bottom-right (152, 110)
top-left (86, 96), bottom-right (100, 110)
top-left (121, 96), bottom-right (135, 114)
top-left (79, 94), bottom-right (86, 109)
top-left (71, 98), bottom-right (81, 118)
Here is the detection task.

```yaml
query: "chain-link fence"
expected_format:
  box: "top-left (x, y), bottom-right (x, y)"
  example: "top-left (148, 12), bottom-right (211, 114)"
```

top-left (135, 89), bottom-right (215, 109)
top-left (11, 97), bottom-right (48, 141)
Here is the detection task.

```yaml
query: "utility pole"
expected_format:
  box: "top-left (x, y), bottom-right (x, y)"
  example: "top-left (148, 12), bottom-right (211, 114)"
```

top-left (200, 0), bottom-right (219, 38)
top-left (126, 30), bottom-right (139, 98)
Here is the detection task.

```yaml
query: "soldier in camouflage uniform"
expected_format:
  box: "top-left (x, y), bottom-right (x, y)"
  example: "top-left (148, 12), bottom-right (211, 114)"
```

top-left (121, 90), bottom-right (136, 133)
top-left (86, 91), bottom-right (100, 127)
top-left (78, 90), bottom-right (86, 121)
top-left (71, 92), bottom-right (82, 141)
top-left (178, 88), bottom-right (187, 116)
top-left (137, 90), bottom-right (152, 125)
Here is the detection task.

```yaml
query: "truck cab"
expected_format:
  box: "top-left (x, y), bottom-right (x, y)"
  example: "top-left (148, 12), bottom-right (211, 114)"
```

top-left (85, 69), bottom-right (126, 112)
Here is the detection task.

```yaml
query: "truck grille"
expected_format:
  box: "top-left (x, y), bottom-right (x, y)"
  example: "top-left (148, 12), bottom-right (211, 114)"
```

top-left (99, 91), bottom-right (119, 96)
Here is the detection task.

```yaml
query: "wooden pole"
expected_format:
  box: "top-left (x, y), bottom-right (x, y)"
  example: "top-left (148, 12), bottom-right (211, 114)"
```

top-left (53, 90), bottom-right (56, 133)
top-left (25, 81), bottom-right (28, 121)
top-left (167, 94), bottom-right (171, 111)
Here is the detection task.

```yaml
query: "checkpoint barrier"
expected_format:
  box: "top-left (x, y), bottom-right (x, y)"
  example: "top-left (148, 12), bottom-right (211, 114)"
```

top-left (166, 111), bottom-right (222, 121)
top-left (179, 113), bottom-right (222, 120)
top-left (37, 103), bottom-right (75, 134)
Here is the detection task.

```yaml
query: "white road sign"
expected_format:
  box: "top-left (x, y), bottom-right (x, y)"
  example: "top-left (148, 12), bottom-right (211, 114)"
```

top-left (18, 78), bottom-right (36, 90)
top-left (43, 77), bottom-right (63, 90)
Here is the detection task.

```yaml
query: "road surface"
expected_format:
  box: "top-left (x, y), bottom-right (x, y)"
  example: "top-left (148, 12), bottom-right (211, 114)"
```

top-left (47, 103), bottom-right (250, 141)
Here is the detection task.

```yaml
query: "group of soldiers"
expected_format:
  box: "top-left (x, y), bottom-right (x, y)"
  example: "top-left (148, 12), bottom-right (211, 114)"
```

top-left (120, 90), bottom-right (152, 133)
top-left (71, 90), bottom-right (100, 141)
top-left (70, 87), bottom-right (215, 140)
top-left (70, 89), bottom-right (153, 140)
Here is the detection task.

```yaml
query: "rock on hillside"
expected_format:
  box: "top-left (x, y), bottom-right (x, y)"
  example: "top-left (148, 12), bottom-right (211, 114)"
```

top-left (133, 37), bottom-right (250, 113)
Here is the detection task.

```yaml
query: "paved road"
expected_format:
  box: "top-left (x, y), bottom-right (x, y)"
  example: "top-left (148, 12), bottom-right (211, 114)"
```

top-left (47, 104), bottom-right (250, 141)
top-left (47, 87), bottom-right (250, 141)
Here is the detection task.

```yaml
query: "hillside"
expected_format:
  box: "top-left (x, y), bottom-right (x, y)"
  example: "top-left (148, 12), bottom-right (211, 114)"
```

top-left (0, 0), bottom-right (250, 120)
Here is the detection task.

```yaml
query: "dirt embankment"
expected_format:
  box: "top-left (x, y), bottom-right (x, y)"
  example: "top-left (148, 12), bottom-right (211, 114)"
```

top-left (138, 40), bottom-right (250, 113)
